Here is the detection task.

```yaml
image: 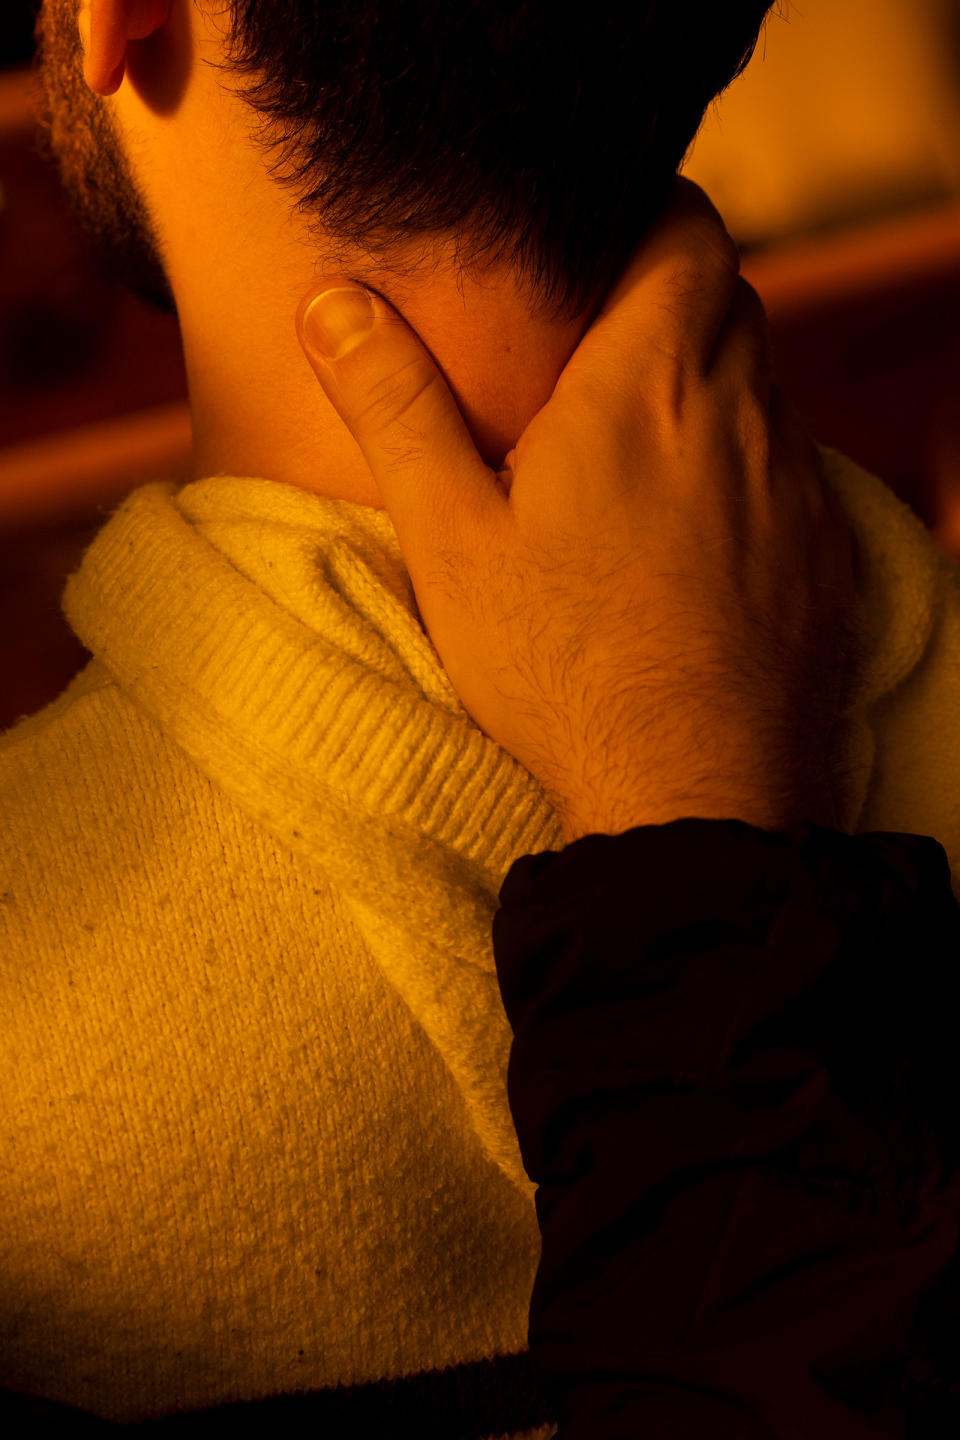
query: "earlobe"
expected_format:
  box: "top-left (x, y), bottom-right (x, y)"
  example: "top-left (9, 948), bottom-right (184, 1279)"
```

top-left (80, 0), bottom-right (127, 95)
top-left (81, 0), bottom-right (172, 97)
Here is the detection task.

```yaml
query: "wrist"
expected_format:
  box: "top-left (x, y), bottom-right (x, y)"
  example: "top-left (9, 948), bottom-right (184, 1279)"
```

top-left (556, 784), bottom-right (838, 846)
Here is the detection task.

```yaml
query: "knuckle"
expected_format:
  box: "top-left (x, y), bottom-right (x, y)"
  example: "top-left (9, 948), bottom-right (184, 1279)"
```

top-left (714, 224), bottom-right (742, 276)
top-left (736, 274), bottom-right (767, 318)
top-left (662, 259), bottom-right (716, 314)
top-left (687, 215), bottom-right (741, 277)
top-left (356, 353), bottom-right (438, 435)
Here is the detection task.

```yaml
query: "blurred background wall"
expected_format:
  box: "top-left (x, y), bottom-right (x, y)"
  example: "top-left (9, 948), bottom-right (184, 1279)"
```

top-left (686, 0), bottom-right (960, 244)
top-left (2, 0), bottom-right (960, 730)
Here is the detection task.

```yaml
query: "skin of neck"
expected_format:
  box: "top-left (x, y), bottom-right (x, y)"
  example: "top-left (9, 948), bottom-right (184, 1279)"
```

top-left (71, 0), bottom-right (602, 510)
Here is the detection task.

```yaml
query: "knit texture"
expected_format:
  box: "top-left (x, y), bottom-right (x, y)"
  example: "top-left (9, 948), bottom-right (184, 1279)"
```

top-left (0, 444), bottom-right (958, 1428)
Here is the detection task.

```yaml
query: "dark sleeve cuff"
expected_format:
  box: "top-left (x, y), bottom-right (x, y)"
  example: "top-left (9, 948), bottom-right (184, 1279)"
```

top-left (493, 818), bottom-right (960, 1437)
top-left (495, 817), bottom-right (959, 1085)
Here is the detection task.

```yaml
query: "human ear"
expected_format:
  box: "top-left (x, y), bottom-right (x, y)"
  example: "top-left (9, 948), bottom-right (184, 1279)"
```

top-left (80, 0), bottom-right (171, 97)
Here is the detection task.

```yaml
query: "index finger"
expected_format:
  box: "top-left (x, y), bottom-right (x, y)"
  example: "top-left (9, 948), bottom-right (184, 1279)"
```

top-left (562, 177), bottom-right (742, 393)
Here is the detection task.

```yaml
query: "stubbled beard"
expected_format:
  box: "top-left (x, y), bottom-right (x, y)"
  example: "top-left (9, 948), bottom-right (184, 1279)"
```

top-left (32, 3), bottom-right (178, 316)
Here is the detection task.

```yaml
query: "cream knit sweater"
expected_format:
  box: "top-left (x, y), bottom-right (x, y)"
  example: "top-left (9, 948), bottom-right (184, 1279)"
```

top-left (0, 445), bottom-right (958, 1428)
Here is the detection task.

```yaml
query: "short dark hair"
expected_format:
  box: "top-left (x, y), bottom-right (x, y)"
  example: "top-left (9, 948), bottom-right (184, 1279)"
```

top-left (209, 1), bottom-right (779, 325)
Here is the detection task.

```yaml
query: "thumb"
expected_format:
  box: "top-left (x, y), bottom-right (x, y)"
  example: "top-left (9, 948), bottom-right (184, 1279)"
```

top-left (295, 281), bottom-right (497, 542)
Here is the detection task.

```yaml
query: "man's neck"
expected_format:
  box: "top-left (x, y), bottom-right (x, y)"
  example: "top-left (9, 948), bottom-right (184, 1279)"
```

top-left (179, 260), bottom-right (598, 510)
